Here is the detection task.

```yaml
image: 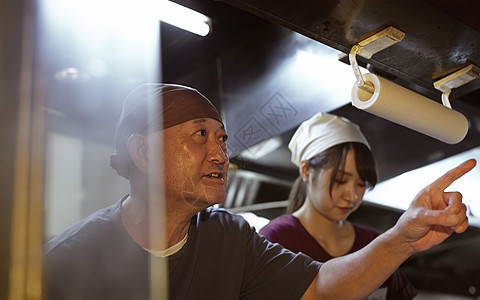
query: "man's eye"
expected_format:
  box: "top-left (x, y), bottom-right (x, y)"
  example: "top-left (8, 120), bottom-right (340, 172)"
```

top-left (219, 135), bottom-right (228, 142)
top-left (196, 129), bottom-right (207, 136)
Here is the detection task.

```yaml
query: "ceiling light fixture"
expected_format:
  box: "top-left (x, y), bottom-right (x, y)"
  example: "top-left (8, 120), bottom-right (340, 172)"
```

top-left (157, 1), bottom-right (211, 36)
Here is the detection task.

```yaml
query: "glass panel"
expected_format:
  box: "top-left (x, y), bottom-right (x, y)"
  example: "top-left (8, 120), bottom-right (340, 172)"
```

top-left (39, 0), bottom-right (163, 298)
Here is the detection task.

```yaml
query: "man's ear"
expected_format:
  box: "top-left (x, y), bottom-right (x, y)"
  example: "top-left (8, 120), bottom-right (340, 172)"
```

top-left (127, 134), bottom-right (149, 174)
top-left (300, 161), bottom-right (309, 184)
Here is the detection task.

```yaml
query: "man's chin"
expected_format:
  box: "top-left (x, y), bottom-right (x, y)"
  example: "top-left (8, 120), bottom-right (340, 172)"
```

top-left (181, 187), bottom-right (226, 210)
top-left (205, 186), bottom-right (226, 204)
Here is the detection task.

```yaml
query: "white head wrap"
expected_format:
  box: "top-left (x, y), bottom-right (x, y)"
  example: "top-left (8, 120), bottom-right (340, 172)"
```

top-left (288, 112), bottom-right (370, 167)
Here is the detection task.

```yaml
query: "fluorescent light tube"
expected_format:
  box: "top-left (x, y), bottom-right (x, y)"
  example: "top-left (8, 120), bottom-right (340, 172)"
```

top-left (157, 1), bottom-right (211, 36)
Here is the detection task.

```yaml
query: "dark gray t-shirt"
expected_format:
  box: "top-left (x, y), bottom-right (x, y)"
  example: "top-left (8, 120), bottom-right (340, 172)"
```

top-left (44, 197), bottom-right (322, 299)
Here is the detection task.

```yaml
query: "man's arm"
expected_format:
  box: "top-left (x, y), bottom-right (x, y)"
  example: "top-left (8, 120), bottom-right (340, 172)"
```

top-left (301, 159), bottom-right (476, 300)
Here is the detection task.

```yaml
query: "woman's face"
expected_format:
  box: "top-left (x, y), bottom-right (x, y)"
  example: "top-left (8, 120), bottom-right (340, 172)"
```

top-left (306, 148), bottom-right (367, 222)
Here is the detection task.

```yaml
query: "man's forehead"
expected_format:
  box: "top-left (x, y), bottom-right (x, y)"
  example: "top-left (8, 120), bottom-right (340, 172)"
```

top-left (164, 118), bottom-right (225, 131)
top-left (190, 118), bottom-right (226, 129)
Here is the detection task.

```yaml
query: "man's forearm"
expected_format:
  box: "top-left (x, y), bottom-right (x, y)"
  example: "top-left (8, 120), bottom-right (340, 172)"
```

top-left (314, 228), bottom-right (413, 300)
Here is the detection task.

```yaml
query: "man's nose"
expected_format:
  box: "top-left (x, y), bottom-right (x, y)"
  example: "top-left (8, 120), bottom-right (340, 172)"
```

top-left (207, 139), bottom-right (227, 163)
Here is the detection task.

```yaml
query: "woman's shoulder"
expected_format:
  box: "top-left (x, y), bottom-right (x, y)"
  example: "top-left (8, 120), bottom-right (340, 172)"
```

top-left (262, 214), bottom-right (299, 229)
top-left (259, 214), bottom-right (311, 247)
top-left (259, 214), bottom-right (300, 236)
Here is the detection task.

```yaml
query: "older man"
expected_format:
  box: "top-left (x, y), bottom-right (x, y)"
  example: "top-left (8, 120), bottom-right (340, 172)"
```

top-left (44, 83), bottom-right (476, 299)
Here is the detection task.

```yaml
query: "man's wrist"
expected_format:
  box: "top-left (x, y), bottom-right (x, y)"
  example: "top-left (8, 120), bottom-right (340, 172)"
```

top-left (380, 227), bottom-right (416, 260)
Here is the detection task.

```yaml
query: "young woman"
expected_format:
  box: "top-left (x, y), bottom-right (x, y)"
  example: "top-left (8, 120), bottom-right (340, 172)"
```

top-left (259, 112), bottom-right (417, 300)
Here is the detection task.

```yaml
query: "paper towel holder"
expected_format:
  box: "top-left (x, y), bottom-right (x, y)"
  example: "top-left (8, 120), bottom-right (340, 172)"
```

top-left (349, 26), bottom-right (405, 94)
top-left (349, 26), bottom-right (469, 144)
top-left (433, 64), bottom-right (480, 109)
top-left (349, 27), bottom-right (480, 111)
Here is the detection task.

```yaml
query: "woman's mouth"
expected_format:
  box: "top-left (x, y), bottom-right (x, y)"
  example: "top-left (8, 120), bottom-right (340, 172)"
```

top-left (338, 207), bottom-right (352, 213)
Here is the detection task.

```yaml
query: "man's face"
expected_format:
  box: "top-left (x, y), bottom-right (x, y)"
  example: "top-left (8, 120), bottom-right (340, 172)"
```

top-left (161, 118), bottom-right (229, 210)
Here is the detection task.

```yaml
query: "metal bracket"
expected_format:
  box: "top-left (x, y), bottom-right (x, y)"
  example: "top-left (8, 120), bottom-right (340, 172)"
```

top-left (349, 26), bottom-right (405, 94)
top-left (434, 64), bottom-right (480, 109)
top-left (356, 26), bottom-right (405, 59)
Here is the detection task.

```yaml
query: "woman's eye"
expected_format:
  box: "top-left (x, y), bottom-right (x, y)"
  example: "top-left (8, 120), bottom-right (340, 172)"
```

top-left (219, 135), bottom-right (228, 142)
top-left (334, 179), bottom-right (346, 185)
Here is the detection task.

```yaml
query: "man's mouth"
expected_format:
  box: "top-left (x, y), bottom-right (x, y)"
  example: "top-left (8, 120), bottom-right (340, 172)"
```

top-left (204, 172), bottom-right (223, 179)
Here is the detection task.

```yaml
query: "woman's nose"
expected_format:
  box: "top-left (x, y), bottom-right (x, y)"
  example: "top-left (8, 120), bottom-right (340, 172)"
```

top-left (344, 184), bottom-right (358, 203)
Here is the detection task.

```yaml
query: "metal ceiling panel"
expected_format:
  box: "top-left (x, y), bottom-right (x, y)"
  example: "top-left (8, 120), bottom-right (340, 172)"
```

top-left (222, 0), bottom-right (480, 101)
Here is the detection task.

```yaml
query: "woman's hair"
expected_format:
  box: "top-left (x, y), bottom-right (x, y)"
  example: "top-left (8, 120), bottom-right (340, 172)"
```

top-left (286, 142), bottom-right (377, 214)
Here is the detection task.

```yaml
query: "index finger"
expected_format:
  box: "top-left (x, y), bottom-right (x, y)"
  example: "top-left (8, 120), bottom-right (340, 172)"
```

top-left (429, 159), bottom-right (477, 191)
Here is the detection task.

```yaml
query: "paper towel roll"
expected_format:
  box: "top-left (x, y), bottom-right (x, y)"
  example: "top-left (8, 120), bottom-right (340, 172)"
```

top-left (351, 73), bottom-right (469, 144)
